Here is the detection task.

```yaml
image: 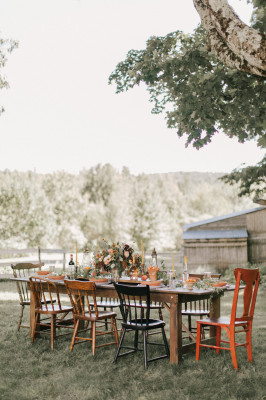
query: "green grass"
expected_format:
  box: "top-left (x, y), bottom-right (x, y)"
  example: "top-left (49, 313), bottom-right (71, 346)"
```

top-left (0, 280), bottom-right (266, 400)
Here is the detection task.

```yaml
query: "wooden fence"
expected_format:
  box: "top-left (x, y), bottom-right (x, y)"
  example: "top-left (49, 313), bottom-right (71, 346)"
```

top-left (0, 247), bottom-right (66, 270)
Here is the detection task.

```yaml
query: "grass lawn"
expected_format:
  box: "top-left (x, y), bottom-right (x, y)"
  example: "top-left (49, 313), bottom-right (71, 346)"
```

top-left (0, 279), bottom-right (265, 400)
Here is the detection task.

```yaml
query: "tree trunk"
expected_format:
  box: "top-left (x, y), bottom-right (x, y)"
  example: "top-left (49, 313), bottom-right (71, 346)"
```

top-left (193, 0), bottom-right (266, 77)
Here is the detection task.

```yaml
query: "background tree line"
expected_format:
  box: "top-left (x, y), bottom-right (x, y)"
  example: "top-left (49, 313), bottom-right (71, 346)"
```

top-left (0, 165), bottom-right (254, 252)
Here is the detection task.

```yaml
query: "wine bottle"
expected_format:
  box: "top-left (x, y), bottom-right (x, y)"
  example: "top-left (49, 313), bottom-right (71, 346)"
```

top-left (68, 254), bottom-right (75, 277)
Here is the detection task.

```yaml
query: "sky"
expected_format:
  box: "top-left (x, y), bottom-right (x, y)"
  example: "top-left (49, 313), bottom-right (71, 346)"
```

top-left (0, 0), bottom-right (263, 176)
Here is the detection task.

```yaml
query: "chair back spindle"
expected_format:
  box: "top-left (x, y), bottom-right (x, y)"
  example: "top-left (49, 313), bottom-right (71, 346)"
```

top-left (114, 283), bottom-right (151, 326)
top-left (29, 277), bottom-right (62, 312)
top-left (231, 268), bottom-right (260, 324)
top-left (65, 280), bottom-right (98, 318)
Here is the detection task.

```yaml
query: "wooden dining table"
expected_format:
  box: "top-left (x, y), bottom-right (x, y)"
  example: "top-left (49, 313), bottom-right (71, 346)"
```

top-left (11, 276), bottom-right (234, 364)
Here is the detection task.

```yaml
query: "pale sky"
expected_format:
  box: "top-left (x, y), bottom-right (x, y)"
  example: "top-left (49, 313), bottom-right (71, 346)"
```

top-left (0, 0), bottom-right (263, 175)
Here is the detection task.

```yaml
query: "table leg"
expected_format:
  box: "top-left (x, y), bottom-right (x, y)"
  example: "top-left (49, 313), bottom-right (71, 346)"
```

top-left (209, 295), bottom-right (220, 338)
top-left (30, 290), bottom-right (40, 338)
top-left (169, 297), bottom-right (182, 364)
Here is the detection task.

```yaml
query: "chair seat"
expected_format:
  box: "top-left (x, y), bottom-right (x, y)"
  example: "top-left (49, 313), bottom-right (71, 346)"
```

top-left (79, 310), bottom-right (117, 321)
top-left (89, 300), bottom-right (120, 308)
top-left (37, 305), bottom-right (73, 314)
top-left (122, 318), bottom-right (165, 331)
top-left (125, 302), bottom-right (164, 310)
top-left (21, 299), bottom-right (55, 306)
top-left (182, 309), bottom-right (209, 316)
top-left (198, 316), bottom-right (248, 327)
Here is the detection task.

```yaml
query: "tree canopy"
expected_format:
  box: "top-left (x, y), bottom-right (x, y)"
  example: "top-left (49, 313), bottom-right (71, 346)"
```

top-left (0, 33), bottom-right (18, 116)
top-left (109, 0), bottom-right (265, 199)
top-left (0, 167), bottom-right (254, 251)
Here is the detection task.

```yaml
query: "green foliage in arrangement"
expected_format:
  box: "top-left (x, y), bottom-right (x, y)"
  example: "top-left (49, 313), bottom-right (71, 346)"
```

top-left (0, 280), bottom-right (266, 400)
top-left (0, 167), bottom-right (256, 251)
top-left (108, 1), bottom-right (266, 199)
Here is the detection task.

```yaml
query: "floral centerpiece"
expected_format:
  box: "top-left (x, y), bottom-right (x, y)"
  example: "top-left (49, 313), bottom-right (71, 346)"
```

top-left (92, 239), bottom-right (136, 277)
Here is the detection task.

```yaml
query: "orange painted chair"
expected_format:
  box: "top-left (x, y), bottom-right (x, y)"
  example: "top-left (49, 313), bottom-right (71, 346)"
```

top-left (196, 268), bottom-right (260, 370)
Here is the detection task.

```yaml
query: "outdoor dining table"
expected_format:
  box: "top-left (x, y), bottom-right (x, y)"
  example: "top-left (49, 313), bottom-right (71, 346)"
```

top-left (11, 277), bottom-right (234, 364)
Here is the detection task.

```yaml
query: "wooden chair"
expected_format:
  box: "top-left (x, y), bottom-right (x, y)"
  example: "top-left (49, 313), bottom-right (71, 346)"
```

top-left (64, 280), bottom-right (119, 355)
top-left (29, 277), bottom-right (74, 350)
top-left (11, 262), bottom-right (45, 330)
top-left (182, 273), bottom-right (221, 341)
top-left (196, 268), bottom-right (260, 370)
top-left (113, 282), bottom-right (170, 368)
top-left (89, 296), bottom-right (121, 331)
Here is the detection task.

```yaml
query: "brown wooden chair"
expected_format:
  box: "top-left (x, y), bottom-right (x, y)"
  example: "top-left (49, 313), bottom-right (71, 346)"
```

top-left (64, 280), bottom-right (119, 355)
top-left (11, 262), bottom-right (46, 330)
top-left (196, 268), bottom-right (260, 370)
top-left (29, 277), bottom-right (74, 350)
top-left (182, 273), bottom-right (222, 341)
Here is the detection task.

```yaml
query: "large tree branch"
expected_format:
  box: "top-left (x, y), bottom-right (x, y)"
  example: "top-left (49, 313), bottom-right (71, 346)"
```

top-left (193, 0), bottom-right (266, 77)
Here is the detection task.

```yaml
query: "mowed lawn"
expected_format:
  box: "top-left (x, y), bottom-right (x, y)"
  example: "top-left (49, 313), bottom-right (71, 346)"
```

top-left (0, 279), bottom-right (265, 400)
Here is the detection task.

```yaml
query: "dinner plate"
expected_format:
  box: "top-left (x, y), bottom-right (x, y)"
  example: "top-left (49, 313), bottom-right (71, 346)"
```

top-left (47, 275), bottom-right (66, 280)
top-left (89, 277), bottom-right (109, 283)
top-left (36, 271), bottom-right (50, 275)
top-left (211, 281), bottom-right (227, 287)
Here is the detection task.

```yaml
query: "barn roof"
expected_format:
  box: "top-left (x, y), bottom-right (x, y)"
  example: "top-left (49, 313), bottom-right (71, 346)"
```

top-left (183, 206), bottom-right (265, 231)
top-left (182, 229), bottom-right (248, 240)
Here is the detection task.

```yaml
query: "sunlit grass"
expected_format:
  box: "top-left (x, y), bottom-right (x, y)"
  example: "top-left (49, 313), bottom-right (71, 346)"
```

top-left (0, 280), bottom-right (265, 400)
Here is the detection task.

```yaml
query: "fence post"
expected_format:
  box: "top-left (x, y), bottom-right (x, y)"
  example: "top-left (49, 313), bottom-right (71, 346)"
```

top-left (38, 246), bottom-right (41, 269)
top-left (63, 250), bottom-right (66, 272)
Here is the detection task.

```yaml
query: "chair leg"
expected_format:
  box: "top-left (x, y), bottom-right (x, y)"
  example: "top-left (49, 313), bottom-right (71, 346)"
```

top-left (92, 321), bottom-right (96, 356)
top-left (104, 307), bottom-right (108, 330)
top-left (196, 322), bottom-right (201, 361)
top-left (229, 330), bottom-right (238, 370)
top-left (70, 319), bottom-right (80, 351)
top-left (200, 316), bottom-right (206, 340)
top-left (143, 330), bottom-right (148, 369)
top-left (114, 327), bottom-right (126, 363)
top-left (111, 317), bottom-right (119, 347)
top-left (17, 305), bottom-right (24, 331)
top-left (246, 323), bottom-right (253, 362)
top-left (32, 312), bottom-right (39, 344)
top-left (134, 330), bottom-right (139, 350)
top-left (51, 314), bottom-right (56, 350)
top-left (216, 326), bottom-right (221, 354)
top-left (161, 327), bottom-right (170, 357)
top-left (188, 315), bottom-right (192, 334)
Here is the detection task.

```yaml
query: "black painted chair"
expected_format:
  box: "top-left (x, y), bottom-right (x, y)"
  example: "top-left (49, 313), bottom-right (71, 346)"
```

top-left (113, 282), bottom-right (169, 368)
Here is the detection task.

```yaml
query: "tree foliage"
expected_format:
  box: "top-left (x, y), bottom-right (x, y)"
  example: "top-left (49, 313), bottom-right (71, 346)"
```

top-left (0, 167), bottom-right (255, 251)
top-left (0, 33), bottom-right (18, 116)
top-left (221, 154), bottom-right (266, 198)
top-left (109, 0), bottom-right (265, 199)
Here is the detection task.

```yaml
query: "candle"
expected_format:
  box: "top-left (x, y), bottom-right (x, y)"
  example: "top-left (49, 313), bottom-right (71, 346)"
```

top-left (76, 243), bottom-right (78, 267)
top-left (172, 252), bottom-right (175, 276)
top-left (184, 256), bottom-right (187, 265)
top-left (141, 240), bottom-right (144, 264)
